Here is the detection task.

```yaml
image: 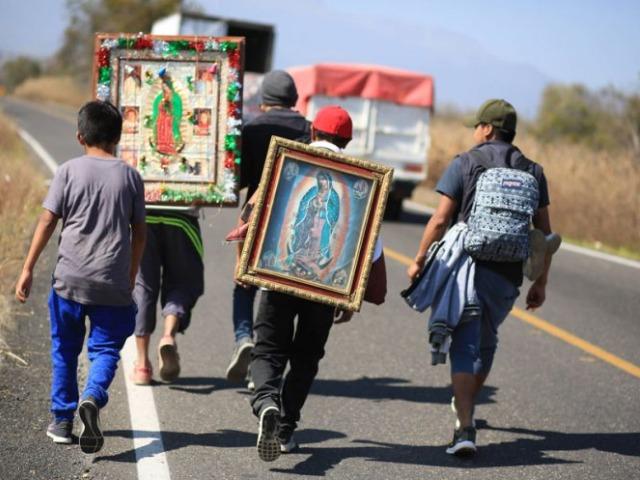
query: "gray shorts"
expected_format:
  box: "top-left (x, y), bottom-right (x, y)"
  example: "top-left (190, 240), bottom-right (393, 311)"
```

top-left (133, 212), bottom-right (204, 336)
top-left (449, 265), bottom-right (520, 375)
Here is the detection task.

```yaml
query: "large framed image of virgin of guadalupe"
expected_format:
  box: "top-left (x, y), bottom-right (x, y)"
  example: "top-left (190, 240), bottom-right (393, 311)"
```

top-left (92, 33), bottom-right (244, 206)
top-left (237, 137), bottom-right (393, 311)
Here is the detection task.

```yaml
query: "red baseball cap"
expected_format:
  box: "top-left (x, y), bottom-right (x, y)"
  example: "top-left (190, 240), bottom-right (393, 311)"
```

top-left (312, 105), bottom-right (353, 140)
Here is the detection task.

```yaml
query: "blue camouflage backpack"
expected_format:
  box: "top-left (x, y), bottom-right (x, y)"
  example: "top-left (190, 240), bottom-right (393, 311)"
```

top-left (463, 151), bottom-right (540, 262)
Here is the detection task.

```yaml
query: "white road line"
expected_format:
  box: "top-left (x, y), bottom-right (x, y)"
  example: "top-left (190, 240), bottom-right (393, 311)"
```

top-left (14, 123), bottom-right (171, 479)
top-left (17, 128), bottom-right (58, 174)
top-left (121, 338), bottom-right (172, 480)
top-left (402, 199), bottom-right (640, 269)
top-left (559, 242), bottom-right (640, 269)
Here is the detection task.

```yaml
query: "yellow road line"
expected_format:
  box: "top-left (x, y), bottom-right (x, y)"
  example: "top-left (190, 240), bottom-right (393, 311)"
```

top-left (384, 247), bottom-right (415, 266)
top-left (384, 246), bottom-right (640, 379)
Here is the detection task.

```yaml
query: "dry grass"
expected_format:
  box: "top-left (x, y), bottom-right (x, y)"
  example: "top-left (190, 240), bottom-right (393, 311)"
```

top-left (426, 118), bottom-right (640, 254)
top-left (13, 75), bottom-right (90, 109)
top-left (0, 113), bottom-right (46, 330)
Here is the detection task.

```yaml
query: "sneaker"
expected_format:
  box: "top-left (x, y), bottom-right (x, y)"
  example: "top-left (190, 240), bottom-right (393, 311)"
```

top-left (226, 337), bottom-right (254, 383)
top-left (46, 418), bottom-right (73, 444)
top-left (78, 397), bottom-right (104, 454)
top-left (445, 427), bottom-right (477, 456)
top-left (257, 406), bottom-right (281, 462)
top-left (131, 363), bottom-right (152, 385)
top-left (451, 396), bottom-right (475, 429)
top-left (158, 336), bottom-right (180, 383)
top-left (278, 425), bottom-right (299, 453)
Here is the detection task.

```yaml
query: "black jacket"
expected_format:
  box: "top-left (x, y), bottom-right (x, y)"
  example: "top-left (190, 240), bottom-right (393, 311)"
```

top-left (240, 108), bottom-right (310, 202)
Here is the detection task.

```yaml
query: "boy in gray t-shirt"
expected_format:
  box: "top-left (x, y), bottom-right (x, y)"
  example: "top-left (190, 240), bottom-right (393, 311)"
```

top-left (15, 101), bottom-right (147, 454)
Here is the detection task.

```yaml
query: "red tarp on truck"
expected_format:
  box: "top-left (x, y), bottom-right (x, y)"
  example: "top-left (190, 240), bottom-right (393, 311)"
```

top-left (288, 63), bottom-right (434, 115)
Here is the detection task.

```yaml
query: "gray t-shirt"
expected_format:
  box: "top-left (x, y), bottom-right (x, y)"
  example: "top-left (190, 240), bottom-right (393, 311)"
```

top-left (43, 155), bottom-right (146, 306)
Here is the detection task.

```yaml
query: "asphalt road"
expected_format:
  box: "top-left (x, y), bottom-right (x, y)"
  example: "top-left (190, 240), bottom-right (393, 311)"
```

top-left (1, 97), bottom-right (639, 480)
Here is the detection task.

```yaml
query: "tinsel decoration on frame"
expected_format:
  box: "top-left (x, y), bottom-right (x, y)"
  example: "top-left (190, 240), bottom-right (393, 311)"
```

top-left (93, 33), bottom-right (244, 206)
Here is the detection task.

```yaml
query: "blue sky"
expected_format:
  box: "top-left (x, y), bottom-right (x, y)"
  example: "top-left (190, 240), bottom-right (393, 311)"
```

top-left (325, 0), bottom-right (640, 90)
top-left (1, 0), bottom-right (639, 114)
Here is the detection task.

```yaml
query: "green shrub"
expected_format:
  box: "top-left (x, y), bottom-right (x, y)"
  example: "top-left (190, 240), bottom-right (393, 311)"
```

top-left (0, 56), bottom-right (41, 92)
top-left (535, 82), bottom-right (640, 155)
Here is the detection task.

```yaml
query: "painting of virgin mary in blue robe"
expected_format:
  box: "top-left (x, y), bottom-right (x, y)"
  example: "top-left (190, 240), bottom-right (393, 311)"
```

top-left (256, 156), bottom-right (375, 292)
top-left (287, 171), bottom-right (340, 274)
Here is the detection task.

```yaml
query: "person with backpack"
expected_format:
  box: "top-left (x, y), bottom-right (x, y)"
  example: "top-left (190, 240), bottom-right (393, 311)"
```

top-left (406, 99), bottom-right (553, 456)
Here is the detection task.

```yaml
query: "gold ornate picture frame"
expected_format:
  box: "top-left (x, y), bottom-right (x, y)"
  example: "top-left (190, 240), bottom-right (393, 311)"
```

top-left (92, 33), bottom-right (245, 206)
top-left (237, 137), bottom-right (393, 311)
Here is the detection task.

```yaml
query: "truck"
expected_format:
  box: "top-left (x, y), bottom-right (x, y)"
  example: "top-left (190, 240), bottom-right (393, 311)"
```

top-left (288, 64), bottom-right (434, 219)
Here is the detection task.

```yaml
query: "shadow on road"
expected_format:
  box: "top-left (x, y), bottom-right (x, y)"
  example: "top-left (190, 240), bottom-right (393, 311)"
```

top-left (478, 419), bottom-right (640, 460)
top-left (166, 376), bottom-right (240, 395)
top-left (97, 428), bottom-right (345, 463)
top-left (311, 376), bottom-right (497, 405)
top-left (95, 416), bottom-right (639, 473)
top-left (271, 421), bottom-right (640, 476)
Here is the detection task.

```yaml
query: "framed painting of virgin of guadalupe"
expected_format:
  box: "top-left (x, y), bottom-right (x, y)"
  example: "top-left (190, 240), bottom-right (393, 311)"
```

top-left (236, 137), bottom-right (393, 311)
top-left (92, 33), bottom-right (245, 206)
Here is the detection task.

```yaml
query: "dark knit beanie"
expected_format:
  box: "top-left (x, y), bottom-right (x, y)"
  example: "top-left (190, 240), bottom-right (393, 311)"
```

top-left (261, 70), bottom-right (298, 107)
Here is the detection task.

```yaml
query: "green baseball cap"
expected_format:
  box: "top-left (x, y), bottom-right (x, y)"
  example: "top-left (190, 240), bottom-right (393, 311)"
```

top-left (464, 98), bottom-right (517, 132)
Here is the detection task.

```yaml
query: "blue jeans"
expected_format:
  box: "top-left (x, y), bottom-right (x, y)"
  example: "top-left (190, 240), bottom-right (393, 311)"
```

top-left (48, 289), bottom-right (136, 421)
top-left (232, 284), bottom-right (257, 342)
top-left (449, 266), bottom-right (520, 375)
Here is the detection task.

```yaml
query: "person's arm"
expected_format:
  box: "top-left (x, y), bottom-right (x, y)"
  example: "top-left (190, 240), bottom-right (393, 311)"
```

top-left (129, 222), bottom-right (147, 290)
top-left (526, 206), bottom-right (552, 310)
top-left (15, 209), bottom-right (59, 303)
top-left (128, 171), bottom-right (147, 290)
top-left (407, 195), bottom-right (458, 281)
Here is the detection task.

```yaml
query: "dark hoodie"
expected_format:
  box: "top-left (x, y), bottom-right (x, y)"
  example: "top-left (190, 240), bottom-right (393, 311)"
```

top-left (240, 108), bottom-right (311, 202)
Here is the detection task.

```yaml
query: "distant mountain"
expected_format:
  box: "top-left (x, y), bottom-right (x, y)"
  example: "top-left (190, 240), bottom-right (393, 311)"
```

top-left (194, 0), bottom-right (552, 117)
top-left (279, 12), bottom-right (551, 117)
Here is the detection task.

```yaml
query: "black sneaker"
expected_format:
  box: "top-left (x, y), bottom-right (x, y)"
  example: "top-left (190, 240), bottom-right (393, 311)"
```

top-left (46, 418), bottom-right (73, 444)
top-left (278, 425), bottom-right (299, 453)
top-left (226, 337), bottom-right (254, 383)
top-left (446, 427), bottom-right (477, 456)
top-left (257, 406), bottom-right (281, 462)
top-left (78, 397), bottom-right (104, 454)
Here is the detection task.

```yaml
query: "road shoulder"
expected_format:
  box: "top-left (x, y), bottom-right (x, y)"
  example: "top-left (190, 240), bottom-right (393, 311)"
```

top-left (0, 243), bottom-right (93, 480)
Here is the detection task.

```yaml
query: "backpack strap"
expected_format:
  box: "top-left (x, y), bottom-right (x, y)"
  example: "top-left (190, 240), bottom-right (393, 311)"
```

top-left (466, 149), bottom-right (491, 173)
top-left (467, 145), bottom-right (525, 172)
